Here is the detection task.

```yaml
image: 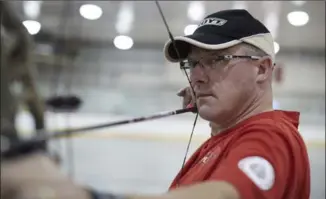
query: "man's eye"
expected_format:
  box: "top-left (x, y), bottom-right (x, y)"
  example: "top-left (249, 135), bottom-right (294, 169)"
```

top-left (215, 58), bottom-right (224, 63)
top-left (212, 57), bottom-right (226, 65)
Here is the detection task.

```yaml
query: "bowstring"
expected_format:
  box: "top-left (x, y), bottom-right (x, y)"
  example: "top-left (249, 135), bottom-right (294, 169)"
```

top-left (154, 0), bottom-right (199, 186)
top-left (2, 2), bottom-right (200, 184)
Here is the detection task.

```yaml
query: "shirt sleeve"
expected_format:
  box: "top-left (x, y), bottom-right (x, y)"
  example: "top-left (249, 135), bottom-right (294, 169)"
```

top-left (210, 127), bottom-right (291, 199)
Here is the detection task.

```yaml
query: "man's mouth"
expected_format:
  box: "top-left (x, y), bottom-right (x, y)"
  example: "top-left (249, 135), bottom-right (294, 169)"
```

top-left (196, 93), bottom-right (212, 98)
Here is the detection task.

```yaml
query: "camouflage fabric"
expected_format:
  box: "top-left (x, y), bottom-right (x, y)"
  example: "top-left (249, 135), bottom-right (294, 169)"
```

top-left (1, 1), bottom-right (45, 138)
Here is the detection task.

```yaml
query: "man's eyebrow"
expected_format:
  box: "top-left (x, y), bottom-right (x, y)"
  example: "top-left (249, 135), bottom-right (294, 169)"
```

top-left (188, 48), bottom-right (235, 60)
top-left (206, 50), bottom-right (233, 56)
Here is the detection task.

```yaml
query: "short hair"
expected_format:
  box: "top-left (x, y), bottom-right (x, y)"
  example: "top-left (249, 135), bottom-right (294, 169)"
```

top-left (237, 42), bottom-right (269, 57)
top-left (189, 42), bottom-right (269, 58)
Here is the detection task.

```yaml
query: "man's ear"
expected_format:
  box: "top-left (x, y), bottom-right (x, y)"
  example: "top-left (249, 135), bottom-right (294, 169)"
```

top-left (256, 57), bottom-right (273, 83)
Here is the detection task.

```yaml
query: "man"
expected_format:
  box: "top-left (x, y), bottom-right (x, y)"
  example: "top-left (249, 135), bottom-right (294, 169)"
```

top-left (1, 9), bottom-right (310, 199)
top-left (1, 1), bottom-right (64, 167)
top-left (1, 1), bottom-right (46, 144)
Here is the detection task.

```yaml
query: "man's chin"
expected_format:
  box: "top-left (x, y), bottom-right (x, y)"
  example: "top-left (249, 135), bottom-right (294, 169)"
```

top-left (197, 105), bottom-right (220, 121)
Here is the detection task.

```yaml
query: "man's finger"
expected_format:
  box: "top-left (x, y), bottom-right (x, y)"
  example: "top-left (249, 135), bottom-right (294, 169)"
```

top-left (177, 87), bottom-right (187, 97)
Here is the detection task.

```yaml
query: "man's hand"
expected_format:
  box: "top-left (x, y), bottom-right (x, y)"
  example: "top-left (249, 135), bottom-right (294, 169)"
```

top-left (177, 87), bottom-right (220, 135)
top-left (1, 152), bottom-right (91, 199)
top-left (0, 152), bottom-right (239, 199)
top-left (177, 87), bottom-right (195, 109)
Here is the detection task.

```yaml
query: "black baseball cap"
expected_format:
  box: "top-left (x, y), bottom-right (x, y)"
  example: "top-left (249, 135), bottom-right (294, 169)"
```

top-left (163, 9), bottom-right (275, 63)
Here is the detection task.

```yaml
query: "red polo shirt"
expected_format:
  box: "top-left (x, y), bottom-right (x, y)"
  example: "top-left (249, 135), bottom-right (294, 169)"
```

top-left (169, 110), bottom-right (310, 199)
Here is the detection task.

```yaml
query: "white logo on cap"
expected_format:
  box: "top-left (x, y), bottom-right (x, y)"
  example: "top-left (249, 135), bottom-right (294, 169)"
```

top-left (238, 156), bottom-right (275, 191)
top-left (198, 17), bottom-right (228, 28)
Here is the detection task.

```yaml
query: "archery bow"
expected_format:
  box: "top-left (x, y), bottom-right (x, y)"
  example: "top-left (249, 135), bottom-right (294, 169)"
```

top-left (154, 0), bottom-right (199, 185)
top-left (1, 2), bottom-right (201, 183)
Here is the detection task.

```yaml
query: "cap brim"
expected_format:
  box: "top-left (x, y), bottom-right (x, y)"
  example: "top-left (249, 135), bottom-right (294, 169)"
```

top-left (163, 33), bottom-right (242, 62)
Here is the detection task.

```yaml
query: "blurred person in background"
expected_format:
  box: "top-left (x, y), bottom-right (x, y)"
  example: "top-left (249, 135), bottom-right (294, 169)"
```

top-left (1, 1), bottom-right (46, 146)
top-left (1, 0), bottom-right (62, 166)
top-left (1, 9), bottom-right (311, 199)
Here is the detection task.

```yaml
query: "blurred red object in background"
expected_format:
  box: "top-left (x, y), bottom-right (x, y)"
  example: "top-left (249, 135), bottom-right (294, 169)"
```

top-left (274, 62), bottom-right (284, 83)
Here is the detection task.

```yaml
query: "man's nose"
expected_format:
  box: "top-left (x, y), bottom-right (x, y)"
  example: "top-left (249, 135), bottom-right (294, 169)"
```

top-left (190, 64), bottom-right (208, 86)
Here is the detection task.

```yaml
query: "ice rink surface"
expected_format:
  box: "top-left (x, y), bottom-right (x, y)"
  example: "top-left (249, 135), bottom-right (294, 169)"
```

top-left (51, 137), bottom-right (325, 199)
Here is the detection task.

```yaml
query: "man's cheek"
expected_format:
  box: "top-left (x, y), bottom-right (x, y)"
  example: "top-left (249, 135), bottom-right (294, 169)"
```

top-left (211, 82), bottom-right (221, 96)
top-left (212, 81), bottom-right (235, 98)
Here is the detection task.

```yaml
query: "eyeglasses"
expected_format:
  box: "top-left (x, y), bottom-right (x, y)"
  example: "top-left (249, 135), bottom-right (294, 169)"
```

top-left (180, 55), bottom-right (262, 73)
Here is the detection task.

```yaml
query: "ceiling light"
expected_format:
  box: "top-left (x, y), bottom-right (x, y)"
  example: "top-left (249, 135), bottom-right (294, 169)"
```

top-left (287, 11), bottom-right (309, 26)
top-left (113, 35), bottom-right (133, 50)
top-left (187, 1), bottom-right (205, 21)
top-left (23, 1), bottom-right (42, 19)
top-left (291, 1), bottom-right (306, 6)
top-left (22, 20), bottom-right (41, 35)
top-left (115, 1), bottom-right (134, 34)
top-left (79, 4), bottom-right (103, 20)
top-left (184, 24), bottom-right (198, 35)
top-left (274, 42), bottom-right (280, 54)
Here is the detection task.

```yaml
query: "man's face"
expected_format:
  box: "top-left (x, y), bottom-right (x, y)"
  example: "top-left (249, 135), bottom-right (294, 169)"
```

top-left (188, 45), bottom-right (260, 123)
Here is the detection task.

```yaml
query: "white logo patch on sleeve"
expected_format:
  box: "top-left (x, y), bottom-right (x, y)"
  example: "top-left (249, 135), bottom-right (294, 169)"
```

top-left (238, 156), bottom-right (275, 191)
